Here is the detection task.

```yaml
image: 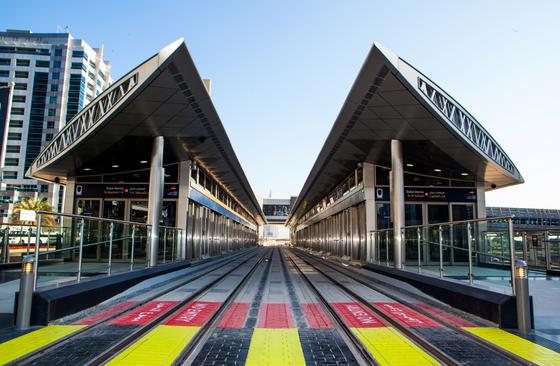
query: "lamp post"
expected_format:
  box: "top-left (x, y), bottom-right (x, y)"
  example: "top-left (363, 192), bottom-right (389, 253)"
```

top-left (514, 259), bottom-right (531, 335)
top-left (15, 255), bottom-right (35, 329)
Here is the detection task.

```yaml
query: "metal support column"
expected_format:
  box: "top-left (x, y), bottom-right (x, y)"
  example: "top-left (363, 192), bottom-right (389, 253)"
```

top-left (391, 140), bottom-right (405, 269)
top-left (176, 160), bottom-right (191, 260)
top-left (147, 136), bottom-right (164, 267)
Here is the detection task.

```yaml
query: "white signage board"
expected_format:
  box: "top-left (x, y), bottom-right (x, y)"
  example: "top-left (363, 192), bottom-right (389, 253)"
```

top-left (19, 209), bottom-right (37, 222)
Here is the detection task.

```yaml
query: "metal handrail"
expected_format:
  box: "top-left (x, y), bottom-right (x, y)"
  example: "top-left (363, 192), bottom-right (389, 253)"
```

top-left (30, 211), bottom-right (184, 290)
top-left (370, 216), bottom-right (517, 294)
top-left (35, 210), bottom-right (178, 230)
top-left (368, 215), bottom-right (515, 234)
top-left (33, 236), bottom-right (135, 257)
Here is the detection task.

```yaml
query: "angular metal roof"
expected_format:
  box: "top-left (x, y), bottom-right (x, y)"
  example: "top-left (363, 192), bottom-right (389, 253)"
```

top-left (27, 39), bottom-right (265, 225)
top-left (289, 42), bottom-right (523, 224)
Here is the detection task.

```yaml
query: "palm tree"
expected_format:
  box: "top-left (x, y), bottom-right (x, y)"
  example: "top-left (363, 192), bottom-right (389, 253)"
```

top-left (10, 196), bottom-right (57, 227)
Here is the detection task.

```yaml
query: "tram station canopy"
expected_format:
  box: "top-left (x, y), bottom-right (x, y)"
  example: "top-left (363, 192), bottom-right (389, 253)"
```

top-left (290, 43), bottom-right (523, 222)
top-left (27, 39), bottom-right (265, 224)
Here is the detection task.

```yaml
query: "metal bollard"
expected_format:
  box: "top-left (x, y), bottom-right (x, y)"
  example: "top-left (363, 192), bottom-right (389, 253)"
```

top-left (514, 260), bottom-right (531, 335)
top-left (16, 255), bottom-right (35, 329)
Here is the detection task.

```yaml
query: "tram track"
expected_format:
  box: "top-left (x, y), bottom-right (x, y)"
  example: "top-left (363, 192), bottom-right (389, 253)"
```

top-left (294, 248), bottom-right (536, 366)
top-left (5, 248), bottom-right (262, 366)
top-left (171, 250), bottom-right (274, 366)
top-left (87, 249), bottom-right (269, 366)
top-left (280, 249), bottom-right (377, 366)
top-left (288, 248), bottom-right (533, 366)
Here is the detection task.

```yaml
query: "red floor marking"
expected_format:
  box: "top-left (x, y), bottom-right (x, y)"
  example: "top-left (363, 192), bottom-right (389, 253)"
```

top-left (414, 303), bottom-right (475, 327)
top-left (373, 302), bottom-right (442, 328)
top-left (302, 303), bottom-right (333, 328)
top-left (165, 301), bottom-right (222, 326)
top-left (257, 303), bottom-right (295, 328)
top-left (219, 302), bottom-right (250, 328)
top-left (331, 302), bottom-right (384, 328)
top-left (109, 301), bottom-right (177, 325)
top-left (75, 301), bottom-right (137, 325)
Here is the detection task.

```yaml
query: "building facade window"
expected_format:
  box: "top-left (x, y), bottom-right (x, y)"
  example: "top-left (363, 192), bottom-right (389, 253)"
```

top-left (6, 145), bottom-right (20, 153)
top-left (49, 96), bottom-right (57, 104)
top-left (4, 158), bottom-right (19, 166)
top-left (53, 61), bottom-right (61, 68)
top-left (15, 71), bottom-right (28, 78)
top-left (12, 95), bottom-right (25, 103)
top-left (8, 132), bottom-right (22, 140)
top-left (0, 70), bottom-right (8, 77)
top-left (48, 108), bottom-right (56, 116)
top-left (45, 133), bottom-right (53, 141)
top-left (9, 120), bottom-right (23, 128)
top-left (25, 72), bottom-right (48, 170)
top-left (0, 58), bottom-right (10, 65)
top-left (52, 72), bottom-right (60, 80)
top-left (16, 59), bottom-right (30, 67)
top-left (14, 83), bottom-right (27, 90)
top-left (10, 108), bottom-right (24, 115)
top-left (54, 49), bottom-right (62, 57)
top-left (35, 60), bottom-right (49, 68)
top-left (50, 83), bottom-right (58, 92)
top-left (46, 121), bottom-right (55, 128)
top-left (3, 171), bottom-right (18, 179)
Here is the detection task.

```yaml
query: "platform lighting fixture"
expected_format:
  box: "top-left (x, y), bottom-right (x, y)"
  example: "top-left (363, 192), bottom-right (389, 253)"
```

top-left (433, 168), bottom-right (442, 172)
top-left (140, 160), bottom-right (148, 164)
top-left (111, 164), bottom-right (119, 168)
top-left (83, 168), bottom-right (91, 171)
top-left (406, 163), bottom-right (414, 167)
top-left (461, 172), bottom-right (469, 176)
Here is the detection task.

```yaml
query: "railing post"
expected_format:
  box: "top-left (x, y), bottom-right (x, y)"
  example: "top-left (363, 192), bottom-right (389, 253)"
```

top-left (146, 225), bottom-right (151, 268)
top-left (171, 229), bottom-right (176, 262)
top-left (544, 231), bottom-right (551, 271)
top-left (467, 222), bottom-right (474, 285)
top-left (32, 215), bottom-right (42, 291)
top-left (2, 229), bottom-right (9, 264)
top-left (77, 219), bottom-right (84, 282)
top-left (369, 232), bottom-right (373, 263)
top-left (130, 225), bottom-right (136, 271)
top-left (46, 231), bottom-right (51, 260)
top-left (108, 222), bottom-right (114, 276)
top-left (385, 231), bottom-right (389, 266)
top-left (417, 227), bottom-right (421, 273)
top-left (438, 225), bottom-right (444, 279)
top-left (508, 218), bottom-right (516, 295)
top-left (163, 227), bottom-right (167, 264)
top-left (27, 227), bottom-right (32, 255)
top-left (400, 228), bottom-right (405, 269)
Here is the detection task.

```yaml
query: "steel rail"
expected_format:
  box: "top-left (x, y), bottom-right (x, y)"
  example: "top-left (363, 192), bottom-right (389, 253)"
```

top-left (86, 249), bottom-right (265, 366)
top-left (284, 250), bottom-right (380, 366)
top-left (296, 249), bottom-right (535, 366)
top-left (290, 249), bottom-right (460, 366)
top-left (7, 248), bottom-right (257, 366)
top-left (172, 247), bottom-right (275, 365)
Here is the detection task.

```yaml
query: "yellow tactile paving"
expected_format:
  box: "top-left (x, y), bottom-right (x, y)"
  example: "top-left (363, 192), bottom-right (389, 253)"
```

top-left (245, 328), bottom-right (306, 366)
top-left (352, 327), bottom-right (440, 366)
top-left (0, 325), bottom-right (85, 364)
top-left (464, 327), bottom-right (560, 366)
top-left (106, 325), bottom-right (199, 365)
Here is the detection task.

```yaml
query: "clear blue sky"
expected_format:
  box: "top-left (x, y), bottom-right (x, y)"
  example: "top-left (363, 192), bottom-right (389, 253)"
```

top-left (2, 0), bottom-right (559, 208)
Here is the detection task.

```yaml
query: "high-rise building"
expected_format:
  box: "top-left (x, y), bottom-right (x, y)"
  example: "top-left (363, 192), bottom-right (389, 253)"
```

top-left (0, 29), bottom-right (112, 222)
